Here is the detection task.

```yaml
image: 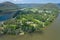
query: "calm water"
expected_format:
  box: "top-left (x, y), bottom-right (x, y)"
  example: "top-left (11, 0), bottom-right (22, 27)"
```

top-left (0, 14), bottom-right (60, 40)
top-left (0, 12), bottom-right (15, 21)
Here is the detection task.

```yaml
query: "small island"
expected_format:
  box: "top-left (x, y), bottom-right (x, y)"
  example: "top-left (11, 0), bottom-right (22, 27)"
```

top-left (0, 2), bottom-right (59, 35)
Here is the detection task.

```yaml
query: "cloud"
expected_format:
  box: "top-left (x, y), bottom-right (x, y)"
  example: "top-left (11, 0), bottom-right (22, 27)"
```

top-left (13, 0), bottom-right (17, 1)
top-left (13, 0), bottom-right (23, 2)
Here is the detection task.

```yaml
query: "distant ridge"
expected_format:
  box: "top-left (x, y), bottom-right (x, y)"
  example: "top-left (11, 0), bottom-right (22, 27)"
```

top-left (0, 1), bottom-right (18, 10)
top-left (0, 2), bottom-right (18, 15)
top-left (17, 3), bottom-right (58, 9)
top-left (41, 3), bottom-right (58, 9)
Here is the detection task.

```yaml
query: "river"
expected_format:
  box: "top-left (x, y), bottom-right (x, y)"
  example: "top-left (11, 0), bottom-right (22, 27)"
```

top-left (0, 14), bottom-right (60, 40)
top-left (0, 12), bottom-right (16, 21)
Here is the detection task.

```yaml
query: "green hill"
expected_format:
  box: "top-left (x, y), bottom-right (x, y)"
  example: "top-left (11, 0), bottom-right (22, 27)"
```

top-left (0, 2), bottom-right (18, 15)
top-left (41, 3), bottom-right (58, 10)
top-left (0, 2), bottom-right (18, 10)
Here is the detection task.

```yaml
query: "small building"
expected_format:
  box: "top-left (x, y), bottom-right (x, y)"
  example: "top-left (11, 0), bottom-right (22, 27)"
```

top-left (26, 21), bottom-right (33, 24)
top-left (38, 10), bottom-right (43, 13)
top-left (45, 11), bottom-right (52, 13)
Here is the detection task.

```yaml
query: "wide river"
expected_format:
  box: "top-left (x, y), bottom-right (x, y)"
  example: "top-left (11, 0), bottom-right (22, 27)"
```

top-left (0, 14), bottom-right (60, 40)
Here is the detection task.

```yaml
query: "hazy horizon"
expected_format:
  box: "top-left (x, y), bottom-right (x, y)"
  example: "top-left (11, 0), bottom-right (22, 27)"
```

top-left (0, 0), bottom-right (60, 4)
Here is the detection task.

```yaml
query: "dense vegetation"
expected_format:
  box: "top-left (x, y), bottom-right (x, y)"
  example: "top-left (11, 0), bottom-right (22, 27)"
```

top-left (0, 8), bottom-right (59, 35)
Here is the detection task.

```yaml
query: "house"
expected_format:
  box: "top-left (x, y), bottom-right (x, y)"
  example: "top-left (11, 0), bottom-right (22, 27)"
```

top-left (26, 21), bottom-right (33, 24)
top-left (38, 10), bottom-right (43, 13)
top-left (45, 11), bottom-right (52, 13)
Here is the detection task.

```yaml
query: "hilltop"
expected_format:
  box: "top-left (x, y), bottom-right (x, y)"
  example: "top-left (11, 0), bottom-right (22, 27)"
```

top-left (41, 3), bottom-right (59, 10)
top-left (0, 2), bottom-right (18, 15)
top-left (0, 2), bottom-right (18, 10)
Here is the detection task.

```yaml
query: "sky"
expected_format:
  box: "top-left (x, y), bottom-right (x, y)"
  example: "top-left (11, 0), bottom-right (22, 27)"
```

top-left (0, 0), bottom-right (60, 4)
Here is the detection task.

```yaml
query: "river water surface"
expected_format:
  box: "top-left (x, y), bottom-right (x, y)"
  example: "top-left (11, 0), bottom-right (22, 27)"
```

top-left (0, 14), bottom-right (60, 40)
